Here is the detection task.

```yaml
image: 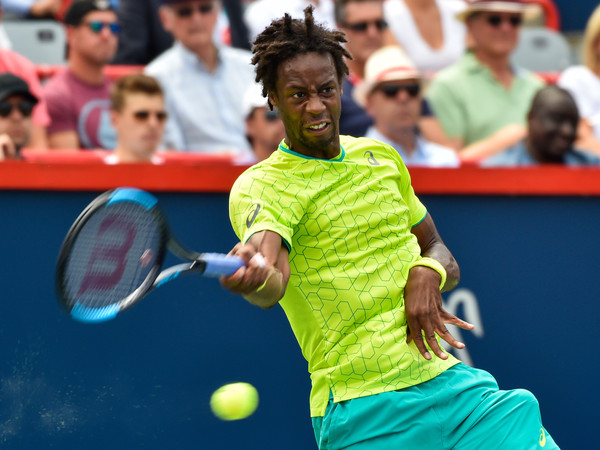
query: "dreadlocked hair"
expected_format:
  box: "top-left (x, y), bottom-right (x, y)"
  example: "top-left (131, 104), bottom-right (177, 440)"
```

top-left (251, 5), bottom-right (351, 102)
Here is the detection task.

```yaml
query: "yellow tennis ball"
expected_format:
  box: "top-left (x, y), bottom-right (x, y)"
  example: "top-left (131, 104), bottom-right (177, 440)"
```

top-left (210, 382), bottom-right (259, 421)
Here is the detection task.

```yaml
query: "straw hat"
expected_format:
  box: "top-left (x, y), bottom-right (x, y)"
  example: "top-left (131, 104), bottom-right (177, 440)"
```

top-left (353, 46), bottom-right (420, 108)
top-left (456, 0), bottom-right (541, 22)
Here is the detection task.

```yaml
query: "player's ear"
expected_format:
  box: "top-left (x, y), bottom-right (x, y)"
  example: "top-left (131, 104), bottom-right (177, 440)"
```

top-left (268, 91), bottom-right (278, 108)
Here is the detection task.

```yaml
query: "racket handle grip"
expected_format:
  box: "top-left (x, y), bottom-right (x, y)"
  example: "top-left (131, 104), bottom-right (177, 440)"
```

top-left (202, 253), bottom-right (245, 277)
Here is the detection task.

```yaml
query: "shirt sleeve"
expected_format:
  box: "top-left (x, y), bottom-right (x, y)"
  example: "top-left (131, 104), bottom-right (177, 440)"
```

top-left (229, 168), bottom-right (300, 250)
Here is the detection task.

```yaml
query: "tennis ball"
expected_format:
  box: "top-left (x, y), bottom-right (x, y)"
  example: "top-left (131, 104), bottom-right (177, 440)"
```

top-left (210, 382), bottom-right (259, 421)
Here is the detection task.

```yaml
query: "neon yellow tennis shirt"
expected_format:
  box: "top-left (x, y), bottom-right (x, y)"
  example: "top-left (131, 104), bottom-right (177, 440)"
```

top-left (229, 135), bottom-right (459, 417)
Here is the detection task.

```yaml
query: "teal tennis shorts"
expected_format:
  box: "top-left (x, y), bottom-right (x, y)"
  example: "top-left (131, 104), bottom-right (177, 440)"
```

top-left (312, 363), bottom-right (559, 449)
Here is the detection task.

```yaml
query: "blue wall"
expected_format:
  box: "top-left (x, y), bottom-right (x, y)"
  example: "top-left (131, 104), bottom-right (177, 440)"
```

top-left (0, 190), bottom-right (595, 448)
top-left (554, 0), bottom-right (595, 31)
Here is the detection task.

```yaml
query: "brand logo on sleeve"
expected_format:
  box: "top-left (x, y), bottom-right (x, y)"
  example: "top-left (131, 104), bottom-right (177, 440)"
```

top-left (246, 203), bottom-right (261, 228)
top-left (539, 428), bottom-right (546, 447)
top-left (364, 151), bottom-right (379, 166)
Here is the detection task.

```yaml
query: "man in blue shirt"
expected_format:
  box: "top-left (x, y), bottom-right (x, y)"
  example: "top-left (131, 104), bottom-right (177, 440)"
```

top-left (482, 85), bottom-right (600, 166)
top-left (146, 0), bottom-right (255, 155)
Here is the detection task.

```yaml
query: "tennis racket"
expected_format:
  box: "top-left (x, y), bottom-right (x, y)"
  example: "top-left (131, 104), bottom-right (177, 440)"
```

top-left (55, 187), bottom-right (245, 323)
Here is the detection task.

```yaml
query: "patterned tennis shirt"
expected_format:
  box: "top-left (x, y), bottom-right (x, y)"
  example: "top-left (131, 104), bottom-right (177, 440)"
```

top-left (229, 135), bottom-right (459, 417)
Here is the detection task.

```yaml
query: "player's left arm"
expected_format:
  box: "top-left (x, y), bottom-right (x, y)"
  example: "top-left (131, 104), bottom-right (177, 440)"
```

top-left (405, 213), bottom-right (474, 360)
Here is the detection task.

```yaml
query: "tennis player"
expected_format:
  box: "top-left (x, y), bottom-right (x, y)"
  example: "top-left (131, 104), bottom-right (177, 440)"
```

top-left (221, 7), bottom-right (559, 449)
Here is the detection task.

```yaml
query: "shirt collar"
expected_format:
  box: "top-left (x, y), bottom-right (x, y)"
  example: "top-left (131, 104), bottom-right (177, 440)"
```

top-left (278, 139), bottom-right (346, 162)
top-left (174, 41), bottom-right (223, 70)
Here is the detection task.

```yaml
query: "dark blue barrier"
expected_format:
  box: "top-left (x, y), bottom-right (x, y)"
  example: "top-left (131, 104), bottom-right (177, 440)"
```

top-left (0, 187), bottom-right (594, 448)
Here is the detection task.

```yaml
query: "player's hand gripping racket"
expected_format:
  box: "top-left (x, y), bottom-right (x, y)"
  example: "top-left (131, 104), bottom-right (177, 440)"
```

top-left (55, 187), bottom-right (244, 323)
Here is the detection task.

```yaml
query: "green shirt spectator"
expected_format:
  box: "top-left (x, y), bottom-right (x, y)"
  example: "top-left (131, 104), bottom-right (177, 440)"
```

top-left (426, 50), bottom-right (544, 146)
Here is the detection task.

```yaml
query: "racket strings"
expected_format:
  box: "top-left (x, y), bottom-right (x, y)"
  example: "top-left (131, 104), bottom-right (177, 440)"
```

top-left (63, 202), bottom-right (163, 309)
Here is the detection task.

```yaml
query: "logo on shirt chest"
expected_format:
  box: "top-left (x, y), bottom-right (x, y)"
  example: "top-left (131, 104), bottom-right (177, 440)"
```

top-left (364, 151), bottom-right (380, 166)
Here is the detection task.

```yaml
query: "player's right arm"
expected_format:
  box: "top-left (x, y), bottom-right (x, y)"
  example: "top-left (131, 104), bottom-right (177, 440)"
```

top-left (220, 230), bottom-right (290, 309)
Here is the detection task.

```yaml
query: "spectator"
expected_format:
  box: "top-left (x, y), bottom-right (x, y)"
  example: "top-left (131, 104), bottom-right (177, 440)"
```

top-left (244, 0), bottom-right (336, 44)
top-left (0, 73), bottom-right (36, 160)
top-left (0, 3), bottom-right (50, 148)
top-left (43, 0), bottom-right (119, 149)
top-left (145, 0), bottom-right (255, 155)
top-left (481, 86), bottom-right (600, 166)
top-left (384, 0), bottom-right (467, 73)
top-left (426, 0), bottom-right (545, 163)
top-left (112, 0), bottom-right (174, 65)
top-left (242, 83), bottom-right (284, 163)
top-left (335, 0), bottom-right (450, 148)
top-left (106, 73), bottom-right (166, 163)
top-left (557, 4), bottom-right (600, 156)
top-left (335, 0), bottom-right (392, 137)
top-left (355, 46), bottom-right (459, 167)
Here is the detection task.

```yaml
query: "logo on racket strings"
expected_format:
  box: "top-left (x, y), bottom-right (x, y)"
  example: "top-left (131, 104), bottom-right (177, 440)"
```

top-left (78, 215), bottom-right (137, 296)
top-left (246, 203), bottom-right (261, 228)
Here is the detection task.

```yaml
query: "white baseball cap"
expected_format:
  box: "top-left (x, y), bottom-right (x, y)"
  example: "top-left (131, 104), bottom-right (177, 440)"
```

top-left (242, 83), bottom-right (269, 118)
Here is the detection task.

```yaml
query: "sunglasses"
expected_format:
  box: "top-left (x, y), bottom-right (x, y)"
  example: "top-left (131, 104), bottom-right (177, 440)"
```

top-left (0, 100), bottom-right (35, 118)
top-left (264, 110), bottom-right (280, 122)
top-left (378, 83), bottom-right (420, 99)
top-left (133, 110), bottom-right (168, 123)
top-left (172, 3), bottom-right (215, 18)
top-left (343, 19), bottom-right (388, 32)
top-left (486, 15), bottom-right (522, 28)
top-left (86, 21), bottom-right (121, 35)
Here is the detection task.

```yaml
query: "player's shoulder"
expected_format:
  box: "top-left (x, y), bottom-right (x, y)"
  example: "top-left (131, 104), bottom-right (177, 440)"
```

top-left (341, 135), bottom-right (405, 164)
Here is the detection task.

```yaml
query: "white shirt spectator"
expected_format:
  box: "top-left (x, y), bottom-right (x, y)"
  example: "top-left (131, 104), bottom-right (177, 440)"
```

top-left (366, 126), bottom-right (459, 167)
top-left (384, 0), bottom-right (466, 73)
top-left (145, 42), bottom-right (255, 155)
top-left (244, 0), bottom-right (336, 43)
top-left (558, 65), bottom-right (600, 142)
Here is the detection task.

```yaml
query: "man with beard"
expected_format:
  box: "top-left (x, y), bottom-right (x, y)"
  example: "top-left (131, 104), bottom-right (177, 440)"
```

top-left (482, 86), bottom-right (600, 166)
top-left (43, 0), bottom-right (119, 149)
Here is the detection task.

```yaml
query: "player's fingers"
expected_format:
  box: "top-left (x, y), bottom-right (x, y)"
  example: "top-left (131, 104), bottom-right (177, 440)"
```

top-left (407, 320), bottom-right (431, 360)
top-left (435, 326), bottom-right (465, 350)
top-left (440, 310), bottom-right (475, 330)
top-left (424, 329), bottom-right (448, 360)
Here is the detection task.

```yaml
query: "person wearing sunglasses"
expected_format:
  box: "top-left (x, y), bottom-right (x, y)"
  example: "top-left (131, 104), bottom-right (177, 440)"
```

top-left (42, 0), bottom-right (119, 150)
top-left (241, 83), bottom-right (285, 164)
top-left (145, 0), bottom-right (255, 155)
top-left (0, 73), bottom-right (37, 160)
top-left (354, 46), bottom-right (459, 167)
top-left (426, 0), bottom-right (545, 163)
top-left (105, 74), bottom-right (167, 164)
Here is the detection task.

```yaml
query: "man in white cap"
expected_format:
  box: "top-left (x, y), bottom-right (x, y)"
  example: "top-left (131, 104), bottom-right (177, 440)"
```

top-left (426, 0), bottom-right (545, 162)
top-left (355, 45), bottom-right (459, 167)
top-left (242, 83), bottom-right (285, 163)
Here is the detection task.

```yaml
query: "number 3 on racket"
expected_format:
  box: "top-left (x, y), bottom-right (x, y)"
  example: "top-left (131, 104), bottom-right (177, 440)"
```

top-left (55, 187), bottom-right (245, 323)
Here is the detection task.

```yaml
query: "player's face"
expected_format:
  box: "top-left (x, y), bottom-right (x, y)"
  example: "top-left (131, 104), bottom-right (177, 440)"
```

top-left (160, 0), bottom-right (219, 54)
top-left (69, 10), bottom-right (119, 65)
top-left (366, 79), bottom-right (421, 132)
top-left (339, 1), bottom-right (387, 65)
top-left (270, 52), bottom-right (342, 159)
top-left (112, 93), bottom-right (166, 161)
top-left (528, 94), bottom-right (578, 161)
top-left (468, 11), bottom-right (522, 58)
top-left (0, 94), bottom-right (34, 148)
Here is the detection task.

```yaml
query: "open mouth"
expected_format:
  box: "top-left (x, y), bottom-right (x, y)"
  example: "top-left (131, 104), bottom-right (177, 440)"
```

top-left (306, 122), bottom-right (330, 134)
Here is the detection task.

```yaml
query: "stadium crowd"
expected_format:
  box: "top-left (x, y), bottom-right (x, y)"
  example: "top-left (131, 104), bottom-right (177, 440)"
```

top-left (0, 0), bottom-right (596, 167)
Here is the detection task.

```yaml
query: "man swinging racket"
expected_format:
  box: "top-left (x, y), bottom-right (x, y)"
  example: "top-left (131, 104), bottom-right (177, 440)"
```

top-left (221, 7), bottom-right (559, 449)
